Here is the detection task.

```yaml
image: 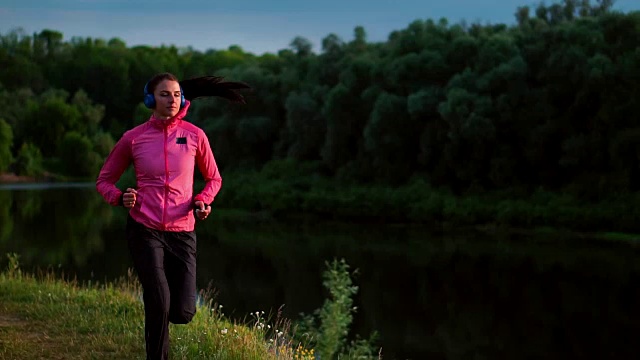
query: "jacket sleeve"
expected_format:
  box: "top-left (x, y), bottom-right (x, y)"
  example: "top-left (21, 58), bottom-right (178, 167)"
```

top-left (194, 129), bottom-right (222, 205)
top-left (96, 132), bottom-right (132, 206)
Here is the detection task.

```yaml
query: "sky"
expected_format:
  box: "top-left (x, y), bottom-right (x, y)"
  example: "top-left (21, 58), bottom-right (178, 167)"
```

top-left (1, 0), bottom-right (638, 55)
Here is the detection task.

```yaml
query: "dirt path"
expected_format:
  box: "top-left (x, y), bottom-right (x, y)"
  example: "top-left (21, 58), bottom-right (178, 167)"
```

top-left (0, 309), bottom-right (73, 360)
top-left (0, 314), bottom-right (26, 328)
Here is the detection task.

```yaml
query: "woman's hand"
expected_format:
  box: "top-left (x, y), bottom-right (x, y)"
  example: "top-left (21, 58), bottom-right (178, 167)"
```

top-left (123, 188), bottom-right (137, 209)
top-left (194, 200), bottom-right (211, 220)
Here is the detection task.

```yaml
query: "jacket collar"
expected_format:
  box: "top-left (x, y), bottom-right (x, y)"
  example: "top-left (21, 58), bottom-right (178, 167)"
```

top-left (149, 100), bottom-right (191, 129)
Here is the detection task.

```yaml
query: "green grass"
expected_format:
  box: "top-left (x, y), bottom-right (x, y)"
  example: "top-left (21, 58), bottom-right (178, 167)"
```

top-left (0, 254), bottom-right (380, 360)
top-left (0, 254), bottom-right (317, 360)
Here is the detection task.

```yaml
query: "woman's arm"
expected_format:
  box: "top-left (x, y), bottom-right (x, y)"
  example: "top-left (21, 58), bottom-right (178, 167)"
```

top-left (96, 133), bottom-right (133, 206)
top-left (193, 130), bottom-right (222, 206)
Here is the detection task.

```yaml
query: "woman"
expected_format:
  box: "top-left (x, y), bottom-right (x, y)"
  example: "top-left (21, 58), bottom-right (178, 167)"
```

top-left (96, 72), bottom-right (249, 360)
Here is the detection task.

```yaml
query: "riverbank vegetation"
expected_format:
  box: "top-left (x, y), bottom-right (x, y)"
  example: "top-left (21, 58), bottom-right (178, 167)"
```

top-left (210, 160), bottom-right (640, 234)
top-left (1, 1), bottom-right (639, 232)
top-left (0, 254), bottom-right (379, 359)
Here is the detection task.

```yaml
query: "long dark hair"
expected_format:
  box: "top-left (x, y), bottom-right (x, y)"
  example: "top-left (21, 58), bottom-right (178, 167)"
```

top-left (147, 72), bottom-right (251, 104)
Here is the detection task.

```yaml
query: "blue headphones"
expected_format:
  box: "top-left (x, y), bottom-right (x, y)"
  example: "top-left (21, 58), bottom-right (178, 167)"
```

top-left (143, 82), bottom-right (186, 109)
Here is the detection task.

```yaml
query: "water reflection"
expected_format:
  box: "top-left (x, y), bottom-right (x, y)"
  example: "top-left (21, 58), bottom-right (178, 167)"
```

top-left (1, 186), bottom-right (640, 359)
top-left (0, 185), bottom-right (113, 267)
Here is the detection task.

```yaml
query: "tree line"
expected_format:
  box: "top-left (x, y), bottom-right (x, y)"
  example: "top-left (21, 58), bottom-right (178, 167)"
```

top-left (0, 0), bottom-right (638, 202)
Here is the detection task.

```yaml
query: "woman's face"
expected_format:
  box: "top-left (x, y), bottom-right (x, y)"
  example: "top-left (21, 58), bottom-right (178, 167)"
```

top-left (153, 80), bottom-right (182, 118)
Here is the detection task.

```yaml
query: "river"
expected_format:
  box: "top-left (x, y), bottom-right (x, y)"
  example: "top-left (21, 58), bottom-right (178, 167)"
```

top-left (1, 185), bottom-right (640, 359)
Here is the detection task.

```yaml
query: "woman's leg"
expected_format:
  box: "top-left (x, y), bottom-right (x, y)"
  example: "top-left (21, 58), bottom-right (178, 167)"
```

top-left (126, 215), bottom-right (171, 360)
top-left (164, 230), bottom-right (197, 324)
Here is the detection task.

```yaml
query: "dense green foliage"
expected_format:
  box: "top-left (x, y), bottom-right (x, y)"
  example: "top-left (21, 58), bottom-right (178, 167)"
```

top-left (0, 118), bottom-right (13, 172)
top-left (0, 1), bottom-right (639, 228)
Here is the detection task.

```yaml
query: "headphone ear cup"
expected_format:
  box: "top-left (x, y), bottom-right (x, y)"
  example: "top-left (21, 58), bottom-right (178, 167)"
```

top-left (143, 93), bottom-right (156, 109)
top-left (143, 82), bottom-right (155, 109)
top-left (180, 86), bottom-right (186, 108)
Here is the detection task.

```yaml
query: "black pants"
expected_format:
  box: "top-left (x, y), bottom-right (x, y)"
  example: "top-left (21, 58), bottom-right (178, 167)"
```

top-left (126, 215), bottom-right (197, 360)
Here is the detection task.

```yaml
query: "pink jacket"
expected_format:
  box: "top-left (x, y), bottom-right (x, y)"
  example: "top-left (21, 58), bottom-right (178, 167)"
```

top-left (96, 100), bottom-right (222, 232)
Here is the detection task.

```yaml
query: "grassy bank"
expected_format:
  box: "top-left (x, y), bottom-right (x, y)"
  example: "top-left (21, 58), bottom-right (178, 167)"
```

top-left (203, 160), bottom-right (640, 235)
top-left (0, 255), bottom-right (378, 360)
